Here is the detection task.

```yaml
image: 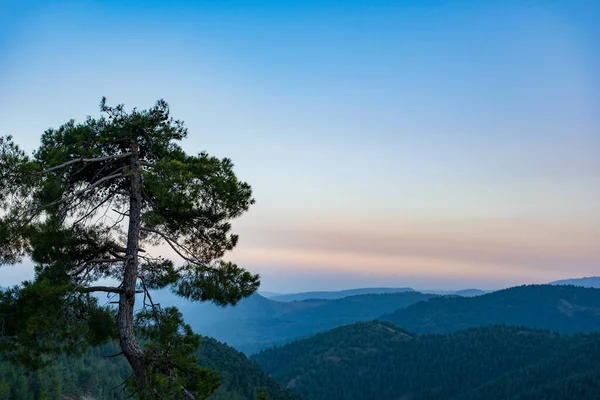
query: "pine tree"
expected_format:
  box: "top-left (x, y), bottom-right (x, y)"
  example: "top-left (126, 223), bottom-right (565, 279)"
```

top-left (0, 98), bottom-right (259, 398)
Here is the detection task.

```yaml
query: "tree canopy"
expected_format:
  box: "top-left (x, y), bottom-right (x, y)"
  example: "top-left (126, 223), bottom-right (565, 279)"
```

top-left (0, 98), bottom-right (260, 398)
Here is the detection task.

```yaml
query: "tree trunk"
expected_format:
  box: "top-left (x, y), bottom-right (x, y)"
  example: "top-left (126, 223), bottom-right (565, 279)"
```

top-left (118, 138), bottom-right (147, 393)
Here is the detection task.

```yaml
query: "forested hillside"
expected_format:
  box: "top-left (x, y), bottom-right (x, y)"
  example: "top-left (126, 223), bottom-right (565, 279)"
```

top-left (199, 337), bottom-right (302, 400)
top-left (381, 284), bottom-right (600, 334)
top-left (0, 345), bottom-right (129, 400)
top-left (252, 321), bottom-right (600, 400)
top-left (197, 291), bottom-right (435, 354)
top-left (0, 338), bottom-right (301, 400)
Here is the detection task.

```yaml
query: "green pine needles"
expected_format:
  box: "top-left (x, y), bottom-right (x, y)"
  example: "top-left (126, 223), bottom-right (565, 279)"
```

top-left (0, 98), bottom-right (260, 399)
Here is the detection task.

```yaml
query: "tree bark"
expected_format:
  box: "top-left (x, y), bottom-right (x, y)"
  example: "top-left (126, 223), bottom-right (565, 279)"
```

top-left (118, 137), bottom-right (147, 393)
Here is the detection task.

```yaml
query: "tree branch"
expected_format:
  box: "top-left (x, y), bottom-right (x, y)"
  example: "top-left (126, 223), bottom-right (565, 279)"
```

top-left (102, 351), bottom-right (124, 358)
top-left (107, 206), bottom-right (127, 230)
top-left (112, 208), bottom-right (130, 217)
top-left (181, 386), bottom-right (196, 400)
top-left (139, 274), bottom-right (162, 330)
top-left (41, 152), bottom-right (132, 173)
top-left (71, 258), bottom-right (125, 277)
top-left (72, 187), bottom-right (119, 226)
top-left (80, 286), bottom-right (125, 294)
top-left (109, 242), bottom-right (146, 254)
top-left (51, 172), bottom-right (124, 206)
top-left (140, 227), bottom-right (203, 267)
top-left (78, 286), bottom-right (143, 294)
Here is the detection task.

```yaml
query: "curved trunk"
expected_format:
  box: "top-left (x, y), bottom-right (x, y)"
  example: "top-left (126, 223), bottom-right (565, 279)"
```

top-left (118, 138), bottom-right (147, 392)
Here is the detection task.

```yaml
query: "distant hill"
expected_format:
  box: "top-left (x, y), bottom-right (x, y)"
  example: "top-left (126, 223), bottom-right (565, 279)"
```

top-left (550, 276), bottom-right (600, 288)
top-left (454, 288), bottom-right (490, 296)
top-left (268, 287), bottom-right (414, 302)
top-left (197, 291), bottom-right (435, 354)
top-left (269, 287), bottom-right (494, 302)
top-left (151, 287), bottom-right (487, 331)
top-left (381, 284), bottom-right (600, 334)
top-left (0, 336), bottom-right (301, 400)
top-left (421, 288), bottom-right (491, 297)
top-left (258, 291), bottom-right (284, 298)
top-left (253, 321), bottom-right (600, 400)
top-left (151, 292), bottom-right (324, 329)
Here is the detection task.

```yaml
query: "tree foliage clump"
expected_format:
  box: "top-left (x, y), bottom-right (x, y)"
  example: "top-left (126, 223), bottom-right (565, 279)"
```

top-left (0, 99), bottom-right (260, 398)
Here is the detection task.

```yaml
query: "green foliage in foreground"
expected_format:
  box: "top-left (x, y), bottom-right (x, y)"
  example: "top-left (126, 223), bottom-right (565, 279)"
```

top-left (0, 337), bottom-right (301, 400)
top-left (0, 277), bottom-right (117, 370)
top-left (253, 321), bottom-right (600, 400)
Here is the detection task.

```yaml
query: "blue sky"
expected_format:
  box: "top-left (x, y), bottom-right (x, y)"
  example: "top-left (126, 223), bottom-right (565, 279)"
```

top-left (1, 0), bottom-right (599, 291)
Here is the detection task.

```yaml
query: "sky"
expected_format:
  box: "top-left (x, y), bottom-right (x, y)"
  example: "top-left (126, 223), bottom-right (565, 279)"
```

top-left (0, 0), bottom-right (599, 292)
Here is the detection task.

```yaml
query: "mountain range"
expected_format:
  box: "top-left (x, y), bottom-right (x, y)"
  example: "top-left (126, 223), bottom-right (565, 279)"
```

top-left (262, 287), bottom-right (490, 301)
top-left (179, 283), bottom-right (600, 354)
top-left (166, 285), bottom-right (494, 354)
top-left (192, 291), bottom-right (436, 354)
top-left (248, 284), bottom-right (600, 399)
top-left (253, 321), bottom-right (600, 400)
